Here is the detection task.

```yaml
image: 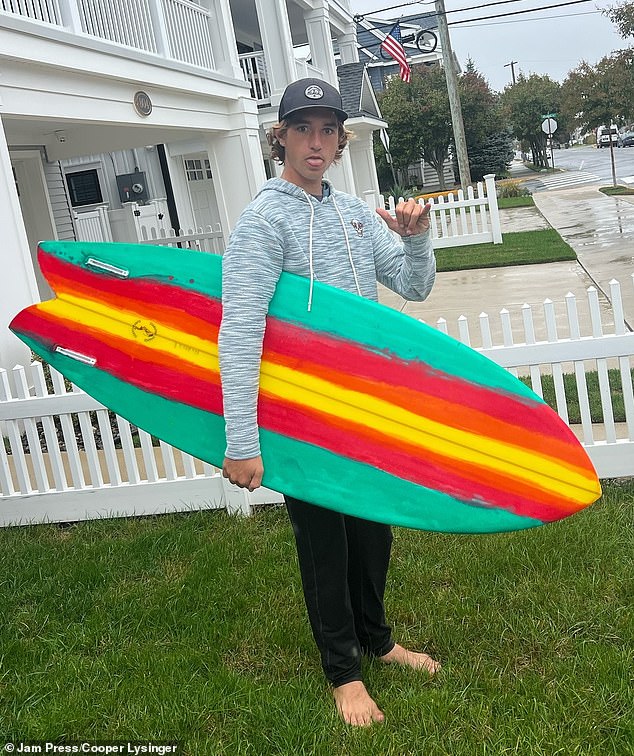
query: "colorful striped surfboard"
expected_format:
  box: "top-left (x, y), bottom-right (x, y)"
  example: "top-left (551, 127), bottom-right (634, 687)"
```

top-left (10, 241), bottom-right (601, 533)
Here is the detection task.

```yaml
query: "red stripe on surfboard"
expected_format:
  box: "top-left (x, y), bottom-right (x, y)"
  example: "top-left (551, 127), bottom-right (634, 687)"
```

top-left (15, 308), bottom-right (224, 415)
top-left (39, 249), bottom-right (221, 337)
top-left (263, 319), bottom-right (584, 461)
top-left (265, 339), bottom-right (584, 472)
top-left (15, 308), bottom-right (585, 521)
top-left (41, 248), bottom-right (581, 471)
top-left (258, 393), bottom-right (584, 521)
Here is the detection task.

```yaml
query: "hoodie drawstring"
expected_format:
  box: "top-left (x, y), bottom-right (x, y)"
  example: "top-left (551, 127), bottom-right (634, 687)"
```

top-left (301, 189), bottom-right (361, 312)
top-left (303, 192), bottom-right (316, 311)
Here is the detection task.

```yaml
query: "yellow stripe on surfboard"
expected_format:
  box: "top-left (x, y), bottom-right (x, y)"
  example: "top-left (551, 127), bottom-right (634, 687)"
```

top-left (47, 293), bottom-right (215, 366)
top-left (46, 295), bottom-right (594, 500)
top-left (260, 364), bottom-right (597, 501)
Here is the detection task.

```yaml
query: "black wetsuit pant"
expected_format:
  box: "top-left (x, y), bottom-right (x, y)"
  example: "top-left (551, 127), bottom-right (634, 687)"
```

top-left (285, 496), bottom-right (395, 687)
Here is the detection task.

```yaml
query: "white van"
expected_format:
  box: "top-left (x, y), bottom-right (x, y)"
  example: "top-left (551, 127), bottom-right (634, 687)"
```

top-left (596, 125), bottom-right (619, 148)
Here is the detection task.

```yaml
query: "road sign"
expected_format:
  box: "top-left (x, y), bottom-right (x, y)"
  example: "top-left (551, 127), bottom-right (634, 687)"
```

top-left (542, 112), bottom-right (557, 119)
top-left (542, 118), bottom-right (558, 136)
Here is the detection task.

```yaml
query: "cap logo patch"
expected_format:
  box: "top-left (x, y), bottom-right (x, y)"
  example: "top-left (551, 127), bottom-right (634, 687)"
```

top-left (305, 85), bottom-right (324, 100)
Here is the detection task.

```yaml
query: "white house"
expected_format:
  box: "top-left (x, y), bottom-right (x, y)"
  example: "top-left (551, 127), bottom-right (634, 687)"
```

top-left (0, 0), bottom-right (385, 372)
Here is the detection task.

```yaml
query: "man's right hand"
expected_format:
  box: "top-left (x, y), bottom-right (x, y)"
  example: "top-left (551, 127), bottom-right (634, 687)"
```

top-left (222, 455), bottom-right (264, 492)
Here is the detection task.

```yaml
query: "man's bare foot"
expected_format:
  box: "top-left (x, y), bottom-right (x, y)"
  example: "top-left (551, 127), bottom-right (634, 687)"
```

top-left (333, 681), bottom-right (385, 727)
top-left (379, 643), bottom-right (441, 675)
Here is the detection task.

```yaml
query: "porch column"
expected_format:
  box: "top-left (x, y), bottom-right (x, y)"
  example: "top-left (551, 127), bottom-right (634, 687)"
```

top-left (304, 0), bottom-right (338, 85)
top-left (204, 110), bottom-right (267, 236)
top-left (208, 0), bottom-right (243, 79)
top-left (254, 0), bottom-right (297, 104)
top-left (326, 151), bottom-right (357, 197)
top-left (0, 117), bottom-right (39, 372)
top-left (337, 24), bottom-right (359, 65)
top-left (348, 129), bottom-right (380, 196)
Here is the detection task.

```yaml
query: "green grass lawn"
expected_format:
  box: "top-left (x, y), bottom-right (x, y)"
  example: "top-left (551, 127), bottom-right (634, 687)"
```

top-left (496, 196), bottom-right (535, 209)
top-left (599, 185), bottom-right (634, 196)
top-left (523, 368), bottom-right (632, 424)
top-left (1, 482), bottom-right (632, 755)
top-left (436, 229), bottom-right (576, 272)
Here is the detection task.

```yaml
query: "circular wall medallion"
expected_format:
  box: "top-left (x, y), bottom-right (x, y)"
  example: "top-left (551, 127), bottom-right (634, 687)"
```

top-left (133, 91), bottom-right (152, 117)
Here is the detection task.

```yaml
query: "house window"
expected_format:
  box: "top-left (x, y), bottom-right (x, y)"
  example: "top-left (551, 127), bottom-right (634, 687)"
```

top-left (66, 169), bottom-right (103, 207)
top-left (185, 158), bottom-right (212, 181)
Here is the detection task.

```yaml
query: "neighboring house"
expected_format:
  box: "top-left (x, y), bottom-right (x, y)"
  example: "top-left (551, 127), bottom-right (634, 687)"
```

top-left (356, 12), bottom-right (456, 192)
top-left (355, 12), bottom-right (442, 91)
top-left (0, 0), bottom-right (384, 372)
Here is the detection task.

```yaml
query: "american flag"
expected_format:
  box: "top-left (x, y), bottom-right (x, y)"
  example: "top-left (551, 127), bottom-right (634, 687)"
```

top-left (380, 23), bottom-right (411, 83)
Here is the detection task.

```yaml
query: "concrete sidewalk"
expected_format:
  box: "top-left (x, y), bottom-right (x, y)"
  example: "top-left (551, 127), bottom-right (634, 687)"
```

top-left (379, 176), bottom-right (634, 345)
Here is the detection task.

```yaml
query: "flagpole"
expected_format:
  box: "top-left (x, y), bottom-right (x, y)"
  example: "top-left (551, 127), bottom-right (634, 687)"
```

top-left (435, 0), bottom-right (472, 191)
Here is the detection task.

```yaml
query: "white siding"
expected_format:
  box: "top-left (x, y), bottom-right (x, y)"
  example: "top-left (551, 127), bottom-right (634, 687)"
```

top-left (43, 160), bottom-right (76, 241)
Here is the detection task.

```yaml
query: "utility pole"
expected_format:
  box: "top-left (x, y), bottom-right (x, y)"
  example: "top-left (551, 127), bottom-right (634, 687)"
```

top-left (435, 0), bottom-right (471, 191)
top-left (504, 60), bottom-right (518, 85)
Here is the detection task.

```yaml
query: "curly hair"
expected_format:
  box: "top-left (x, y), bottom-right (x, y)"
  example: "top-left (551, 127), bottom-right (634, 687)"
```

top-left (267, 112), bottom-right (352, 165)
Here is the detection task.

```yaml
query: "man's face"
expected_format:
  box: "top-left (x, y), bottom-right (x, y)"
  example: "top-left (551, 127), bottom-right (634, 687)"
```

top-left (278, 109), bottom-right (341, 193)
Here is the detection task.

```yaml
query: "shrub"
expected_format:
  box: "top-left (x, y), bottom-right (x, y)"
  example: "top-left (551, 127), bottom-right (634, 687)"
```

top-left (496, 179), bottom-right (532, 198)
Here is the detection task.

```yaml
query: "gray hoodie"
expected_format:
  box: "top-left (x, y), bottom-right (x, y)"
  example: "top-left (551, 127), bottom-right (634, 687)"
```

top-left (218, 177), bottom-right (436, 460)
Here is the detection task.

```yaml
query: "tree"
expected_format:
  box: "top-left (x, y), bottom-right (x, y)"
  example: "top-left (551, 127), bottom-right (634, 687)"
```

top-left (603, 1), bottom-right (634, 38)
top-left (560, 51), bottom-right (634, 133)
top-left (560, 51), bottom-right (634, 184)
top-left (499, 74), bottom-right (564, 168)
top-left (378, 67), bottom-right (452, 189)
top-left (467, 131), bottom-right (515, 182)
top-left (458, 60), bottom-right (514, 181)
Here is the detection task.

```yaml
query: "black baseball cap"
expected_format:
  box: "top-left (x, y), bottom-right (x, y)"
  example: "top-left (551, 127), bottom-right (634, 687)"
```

top-left (278, 78), bottom-right (348, 123)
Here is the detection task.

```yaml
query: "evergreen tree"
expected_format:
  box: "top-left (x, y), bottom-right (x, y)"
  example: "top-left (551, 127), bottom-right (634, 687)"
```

top-left (459, 60), bottom-right (513, 181)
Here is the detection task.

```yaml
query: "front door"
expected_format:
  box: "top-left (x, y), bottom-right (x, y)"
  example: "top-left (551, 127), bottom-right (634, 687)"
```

top-left (184, 156), bottom-right (221, 231)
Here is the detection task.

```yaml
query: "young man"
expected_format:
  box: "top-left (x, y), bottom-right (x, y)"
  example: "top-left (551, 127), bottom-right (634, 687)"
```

top-left (219, 78), bottom-right (439, 726)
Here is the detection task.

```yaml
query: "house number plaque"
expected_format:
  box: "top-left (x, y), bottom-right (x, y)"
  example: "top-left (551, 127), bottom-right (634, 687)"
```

top-left (133, 91), bottom-right (153, 117)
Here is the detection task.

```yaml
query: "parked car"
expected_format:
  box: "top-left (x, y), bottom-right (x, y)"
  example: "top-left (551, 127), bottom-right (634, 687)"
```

top-left (596, 124), bottom-right (619, 148)
top-left (618, 131), bottom-right (634, 147)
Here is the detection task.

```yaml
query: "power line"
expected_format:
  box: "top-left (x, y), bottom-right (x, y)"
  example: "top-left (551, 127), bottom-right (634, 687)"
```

top-left (354, 0), bottom-right (585, 21)
top-left (444, 0), bottom-right (577, 16)
top-left (452, 8), bottom-right (599, 28)
top-left (447, 0), bottom-right (593, 26)
top-left (354, 0), bottom-right (434, 21)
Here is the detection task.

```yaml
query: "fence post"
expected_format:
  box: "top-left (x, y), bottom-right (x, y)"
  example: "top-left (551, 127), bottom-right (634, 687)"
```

top-left (483, 174), bottom-right (502, 244)
top-left (363, 190), bottom-right (379, 211)
top-left (221, 477), bottom-right (253, 515)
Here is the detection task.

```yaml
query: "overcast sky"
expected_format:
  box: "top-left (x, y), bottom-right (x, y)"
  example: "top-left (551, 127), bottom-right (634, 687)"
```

top-left (348, 0), bottom-right (627, 93)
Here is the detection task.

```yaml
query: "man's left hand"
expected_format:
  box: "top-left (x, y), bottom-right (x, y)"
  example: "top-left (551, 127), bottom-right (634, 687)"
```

top-left (376, 198), bottom-right (431, 237)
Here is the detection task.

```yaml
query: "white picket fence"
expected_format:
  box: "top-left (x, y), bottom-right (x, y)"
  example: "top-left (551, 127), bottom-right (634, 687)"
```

top-left (2, 279), bottom-right (634, 527)
top-left (0, 362), bottom-right (284, 528)
top-left (368, 173), bottom-right (502, 248)
top-left (138, 223), bottom-right (225, 254)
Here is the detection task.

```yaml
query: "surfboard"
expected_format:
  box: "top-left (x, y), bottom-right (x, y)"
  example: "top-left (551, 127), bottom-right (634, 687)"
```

top-left (10, 240), bottom-right (601, 533)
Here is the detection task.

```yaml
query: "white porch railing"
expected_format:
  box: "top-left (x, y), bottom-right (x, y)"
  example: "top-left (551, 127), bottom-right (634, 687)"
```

top-left (2, 279), bottom-right (634, 526)
top-left (239, 51), bottom-right (271, 105)
top-left (238, 50), bottom-right (324, 107)
top-left (371, 174), bottom-right (503, 249)
top-left (1, 0), bottom-right (221, 71)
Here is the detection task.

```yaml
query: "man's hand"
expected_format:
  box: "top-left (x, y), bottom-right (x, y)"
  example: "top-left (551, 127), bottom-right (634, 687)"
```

top-left (376, 198), bottom-right (431, 237)
top-left (222, 455), bottom-right (264, 492)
